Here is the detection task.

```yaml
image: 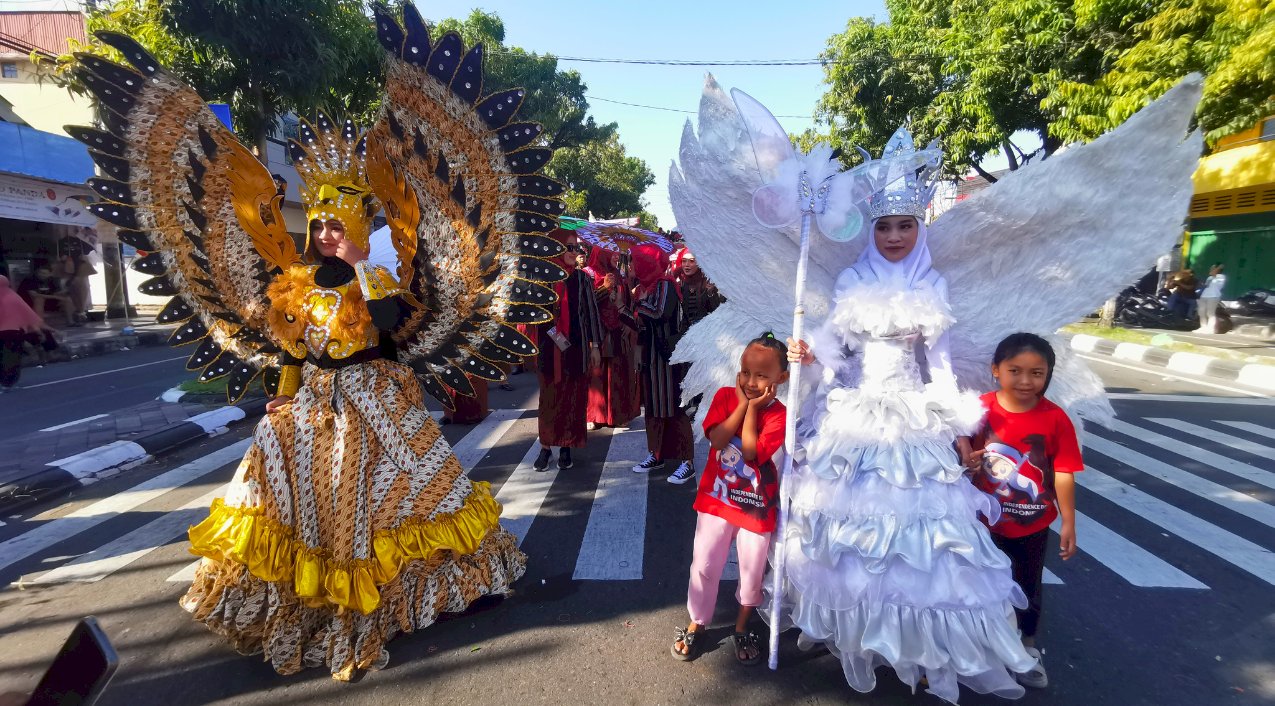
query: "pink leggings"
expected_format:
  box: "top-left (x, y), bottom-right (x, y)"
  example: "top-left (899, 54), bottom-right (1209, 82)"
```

top-left (687, 512), bottom-right (772, 625)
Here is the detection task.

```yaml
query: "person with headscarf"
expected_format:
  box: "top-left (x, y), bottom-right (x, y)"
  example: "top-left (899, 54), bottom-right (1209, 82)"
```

top-left (631, 244), bottom-right (696, 481)
top-left (534, 229), bottom-right (603, 471)
top-left (586, 246), bottom-right (641, 430)
top-left (673, 248), bottom-right (723, 340)
top-left (782, 203), bottom-right (1037, 698)
top-left (0, 275), bottom-right (53, 392)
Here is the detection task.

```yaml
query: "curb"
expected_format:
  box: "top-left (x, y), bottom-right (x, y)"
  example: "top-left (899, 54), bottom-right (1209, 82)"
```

top-left (1070, 334), bottom-right (1275, 392)
top-left (0, 397), bottom-right (266, 515)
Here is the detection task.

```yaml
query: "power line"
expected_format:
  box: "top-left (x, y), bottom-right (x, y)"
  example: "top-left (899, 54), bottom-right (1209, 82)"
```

top-left (589, 95), bottom-right (813, 120)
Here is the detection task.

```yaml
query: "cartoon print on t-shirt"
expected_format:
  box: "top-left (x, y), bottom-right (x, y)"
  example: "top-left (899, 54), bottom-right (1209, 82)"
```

top-left (718, 441), bottom-right (758, 489)
top-left (980, 431), bottom-right (1055, 526)
top-left (982, 442), bottom-right (1043, 501)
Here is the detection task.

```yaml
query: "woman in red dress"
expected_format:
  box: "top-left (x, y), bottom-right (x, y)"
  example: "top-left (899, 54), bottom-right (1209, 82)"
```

top-left (586, 248), bottom-right (641, 429)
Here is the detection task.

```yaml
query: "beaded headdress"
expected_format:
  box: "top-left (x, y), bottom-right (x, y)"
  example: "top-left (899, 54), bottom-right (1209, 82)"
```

top-left (289, 113), bottom-right (377, 250)
top-left (865, 127), bottom-right (942, 222)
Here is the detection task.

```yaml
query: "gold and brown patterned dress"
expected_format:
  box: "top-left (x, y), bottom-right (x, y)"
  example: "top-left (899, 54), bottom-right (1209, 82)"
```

top-left (181, 259), bottom-right (526, 678)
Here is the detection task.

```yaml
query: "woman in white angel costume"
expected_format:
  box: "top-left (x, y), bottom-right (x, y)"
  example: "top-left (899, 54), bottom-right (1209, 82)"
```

top-left (668, 75), bottom-right (1202, 703)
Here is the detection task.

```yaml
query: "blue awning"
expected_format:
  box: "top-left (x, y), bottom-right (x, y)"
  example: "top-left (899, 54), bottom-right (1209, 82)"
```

top-left (0, 121), bottom-right (95, 185)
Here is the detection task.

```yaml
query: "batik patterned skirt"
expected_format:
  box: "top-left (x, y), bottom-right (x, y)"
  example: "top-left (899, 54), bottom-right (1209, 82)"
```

top-left (181, 359), bottom-right (526, 677)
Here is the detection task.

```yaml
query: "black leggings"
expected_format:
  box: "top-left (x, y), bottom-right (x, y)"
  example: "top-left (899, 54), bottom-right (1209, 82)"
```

top-left (992, 528), bottom-right (1049, 638)
top-left (0, 332), bottom-right (23, 389)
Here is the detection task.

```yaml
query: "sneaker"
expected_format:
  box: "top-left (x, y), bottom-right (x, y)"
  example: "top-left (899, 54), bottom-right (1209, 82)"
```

top-left (667, 461), bottom-right (695, 485)
top-left (1017, 646), bottom-right (1048, 688)
top-left (558, 447), bottom-right (574, 469)
top-left (533, 447), bottom-right (552, 472)
top-left (633, 453), bottom-right (664, 473)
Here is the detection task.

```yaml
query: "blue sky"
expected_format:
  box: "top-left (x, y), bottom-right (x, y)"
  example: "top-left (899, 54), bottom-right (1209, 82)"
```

top-left (8, 0), bottom-right (905, 227)
top-left (419, 0), bottom-right (891, 227)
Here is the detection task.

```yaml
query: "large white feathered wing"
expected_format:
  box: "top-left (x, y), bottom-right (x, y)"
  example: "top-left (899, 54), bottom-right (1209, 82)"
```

top-left (669, 75), bottom-right (861, 429)
top-left (930, 76), bottom-right (1204, 429)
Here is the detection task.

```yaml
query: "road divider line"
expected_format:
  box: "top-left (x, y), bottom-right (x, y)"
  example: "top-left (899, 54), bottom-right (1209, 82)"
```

top-left (493, 440), bottom-right (559, 546)
top-left (39, 414), bottom-right (109, 433)
top-left (0, 439), bottom-right (250, 574)
top-left (1076, 354), bottom-right (1268, 397)
top-left (1078, 465), bottom-right (1275, 586)
top-left (573, 422), bottom-right (649, 581)
top-left (1109, 419), bottom-right (1275, 491)
top-left (21, 355), bottom-right (188, 389)
top-left (1085, 436), bottom-right (1275, 528)
top-left (448, 408), bottom-right (524, 471)
top-left (1146, 418), bottom-right (1275, 463)
top-left (1049, 513), bottom-right (1206, 589)
top-left (30, 484), bottom-right (227, 584)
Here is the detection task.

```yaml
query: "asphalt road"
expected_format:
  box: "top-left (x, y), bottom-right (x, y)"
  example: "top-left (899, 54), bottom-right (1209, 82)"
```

top-left (0, 361), bottom-right (1271, 705)
top-left (0, 347), bottom-right (191, 438)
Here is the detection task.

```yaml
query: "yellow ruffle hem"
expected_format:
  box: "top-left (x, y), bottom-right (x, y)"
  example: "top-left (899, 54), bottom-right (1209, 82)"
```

top-left (188, 481), bottom-right (504, 615)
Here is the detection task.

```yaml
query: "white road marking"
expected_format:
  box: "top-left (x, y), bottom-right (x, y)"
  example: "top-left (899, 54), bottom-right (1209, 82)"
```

top-left (167, 560), bottom-right (200, 583)
top-left (494, 440), bottom-right (559, 546)
top-left (1077, 354), bottom-right (1268, 397)
top-left (1105, 393), bottom-right (1275, 405)
top-left (0, 439), bottom-right (249, 574)
top-left (1077, 465), bottom-right (1275, 586)
top-left (1049, 513), bottom-right (1206, 589)
top-left (1147, 418), bottom-right (1275, 463)
top-left (1109, 419), bottom-right (1275, 491)
top-left (21, 355), bottom-right (188, 389)
top-left (1219, 420), bottom-right (1275, 439)
top-left (30, 484), bottom-right (227, 584)
top-left (573, 422), bottom-right (650, 580)
top-left (1043, 568), bottom-right (1063, 585)
top-left (447, 408), bottom-right (524, 471)
top-left (1085, 435), bottom-right (1275, 527)
top-left (39, 414), bottom-right (109, 433)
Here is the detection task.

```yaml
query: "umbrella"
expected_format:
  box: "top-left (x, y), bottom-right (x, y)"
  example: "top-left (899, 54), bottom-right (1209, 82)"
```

top-left (576, 221), bottom-right (674, 254)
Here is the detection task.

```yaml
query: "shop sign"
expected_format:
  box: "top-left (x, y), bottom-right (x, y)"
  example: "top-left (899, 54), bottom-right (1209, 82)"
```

top-left (0, 173), bottom-right (97, 227)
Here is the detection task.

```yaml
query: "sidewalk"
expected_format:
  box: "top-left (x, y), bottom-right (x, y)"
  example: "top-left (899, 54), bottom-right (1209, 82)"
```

top-left (0, 394), bottom-right (265, 514)
top-left (1066, 321), bottom-right (1275, 392)
top-left (23, 305), bottom-right (171, 368)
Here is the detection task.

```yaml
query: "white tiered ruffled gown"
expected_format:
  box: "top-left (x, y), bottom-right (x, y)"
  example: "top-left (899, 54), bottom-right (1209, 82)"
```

top-left (771, 279), bottom-right (1036, 704)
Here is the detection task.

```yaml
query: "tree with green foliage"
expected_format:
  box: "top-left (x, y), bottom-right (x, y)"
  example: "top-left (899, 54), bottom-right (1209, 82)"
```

top-left (434, 9), bottom-right (655, 220)
top-left (812, 0), bottom-right (1271, 180)
top-left (61, 0), bottom-right (388, 157)
top-left (1045, 0), bottom-right (1275, 145)
top-left (549, 133), bottom-right (657, 219)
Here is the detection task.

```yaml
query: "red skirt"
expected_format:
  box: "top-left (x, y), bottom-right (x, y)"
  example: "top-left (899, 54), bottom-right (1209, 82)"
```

top-left (447, 376), bottom-right (489, 424)
top-left (587, 329), bottom-right (640, 427)
top-left (538, 371), bottom-right (590, 448)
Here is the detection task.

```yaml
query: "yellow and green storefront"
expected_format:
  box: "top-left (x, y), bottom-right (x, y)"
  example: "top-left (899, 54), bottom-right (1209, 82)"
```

top-left (1185, 119), bottom-right (1275, 298)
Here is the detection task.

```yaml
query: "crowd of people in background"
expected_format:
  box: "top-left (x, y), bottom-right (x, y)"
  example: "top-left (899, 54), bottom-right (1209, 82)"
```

top-left (443, 228), bottom-right (724, 481)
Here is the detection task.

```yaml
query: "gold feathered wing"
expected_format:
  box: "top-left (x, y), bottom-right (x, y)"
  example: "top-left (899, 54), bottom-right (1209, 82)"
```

top-left (67, 32), bottom-right (300, 402)
top-left (367, 6), bottom-right (569, 408)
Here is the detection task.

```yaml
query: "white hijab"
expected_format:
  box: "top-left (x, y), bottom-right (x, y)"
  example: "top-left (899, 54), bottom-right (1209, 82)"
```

top-left (835, 217), bottom-right (940, 296)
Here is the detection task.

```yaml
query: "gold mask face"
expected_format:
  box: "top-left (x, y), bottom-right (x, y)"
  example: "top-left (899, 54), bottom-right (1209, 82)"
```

top-left (289, 114), bottom-right (377, 252)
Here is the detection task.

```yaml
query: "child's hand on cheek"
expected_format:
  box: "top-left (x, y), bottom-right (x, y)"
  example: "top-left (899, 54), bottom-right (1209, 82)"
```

top-left (735, 374), bottom-right (749, 405)
top-left (750, 384), bottom-right (776, 408)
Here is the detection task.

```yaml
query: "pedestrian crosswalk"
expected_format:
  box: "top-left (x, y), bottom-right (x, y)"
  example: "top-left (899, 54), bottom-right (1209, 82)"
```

top-left (1, 406), bottom-right (1272, 598)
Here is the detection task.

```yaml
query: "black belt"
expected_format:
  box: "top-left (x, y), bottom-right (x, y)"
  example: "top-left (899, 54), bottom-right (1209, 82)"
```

top-left (306, 347), bottom-right (382, 369)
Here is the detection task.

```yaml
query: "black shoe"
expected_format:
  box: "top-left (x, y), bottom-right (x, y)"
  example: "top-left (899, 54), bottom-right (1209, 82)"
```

top-left (558, 447), bottom-right (574, 469)
top-left (533, 447), bottom-right (552, 471)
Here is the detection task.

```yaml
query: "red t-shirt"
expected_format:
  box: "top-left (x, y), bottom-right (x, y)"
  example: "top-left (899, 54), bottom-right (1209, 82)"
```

top-left (971, 392), bottom-right (1084, 538)
top-left (692, 387), bottom-right (787, 534)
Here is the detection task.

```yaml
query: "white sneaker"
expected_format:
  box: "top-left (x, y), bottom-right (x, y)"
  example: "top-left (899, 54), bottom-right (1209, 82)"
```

top-left (667, 461), bottom-right (695, 484)
top-left (632, 453), bottom-right (665, 473)
top-left (1017, 646), bottom-right (1048, 688)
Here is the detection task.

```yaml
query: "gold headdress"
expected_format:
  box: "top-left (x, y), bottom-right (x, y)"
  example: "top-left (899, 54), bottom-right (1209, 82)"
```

top-left (289, 113), bottom-right (377, 250)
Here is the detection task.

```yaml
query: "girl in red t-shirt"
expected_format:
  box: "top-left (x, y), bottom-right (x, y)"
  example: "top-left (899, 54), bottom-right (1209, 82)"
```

top-left (670, 333), bottom-right (788, 666)
top-left (964, 332), bottom-right (1082, 690)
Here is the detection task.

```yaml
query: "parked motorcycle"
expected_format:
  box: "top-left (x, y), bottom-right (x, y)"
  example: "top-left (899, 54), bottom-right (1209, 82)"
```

top-left (1114, 287), bottom-right (1197, 330)
top-left (1233, 288), bottom-right (1275, 317)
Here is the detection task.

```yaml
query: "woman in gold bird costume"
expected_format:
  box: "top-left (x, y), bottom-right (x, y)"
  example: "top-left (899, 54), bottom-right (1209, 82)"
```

top-left (68, 6), bottom-right (572, 679)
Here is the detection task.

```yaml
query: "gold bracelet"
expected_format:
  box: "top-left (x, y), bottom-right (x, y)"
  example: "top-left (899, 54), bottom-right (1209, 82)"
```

top-left (277, 365), bottom-right (302, 397)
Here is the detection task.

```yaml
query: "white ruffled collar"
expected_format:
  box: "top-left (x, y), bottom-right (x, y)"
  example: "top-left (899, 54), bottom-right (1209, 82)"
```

top-left (827, 278), bottom-right (953, 340)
